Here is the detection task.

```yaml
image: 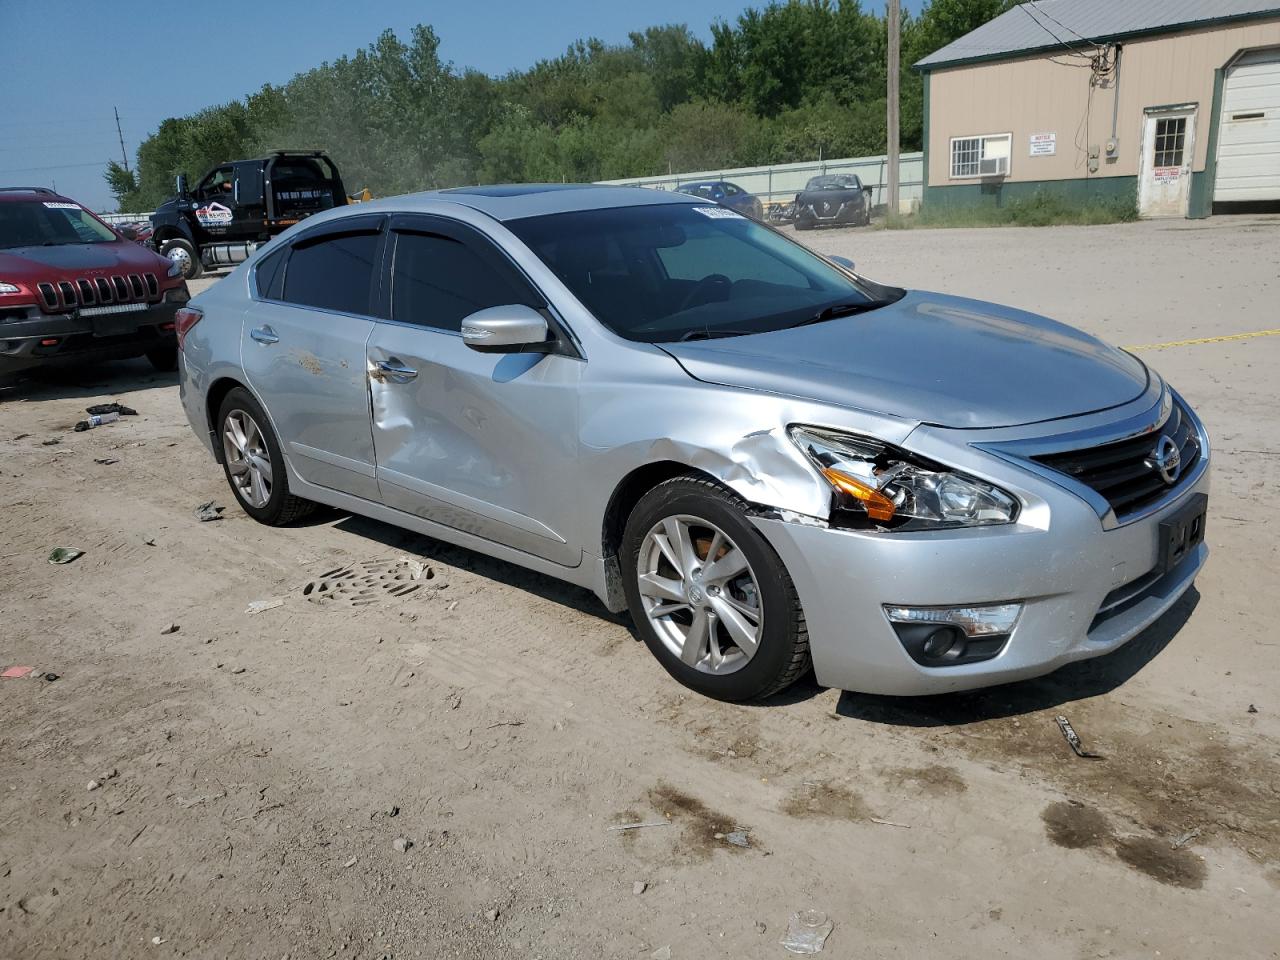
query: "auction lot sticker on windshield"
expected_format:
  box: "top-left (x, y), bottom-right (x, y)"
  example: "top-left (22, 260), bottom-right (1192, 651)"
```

top-left (43, 202), bottom-right (80, 209)
top-left (693, 206), bottom-right (743, 219)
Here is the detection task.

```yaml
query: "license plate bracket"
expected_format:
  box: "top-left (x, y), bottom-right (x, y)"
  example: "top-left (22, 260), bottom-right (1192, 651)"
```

top-left (91, 307), bottom-right (147, 338)
top-left (1157, 492), bottom-right (1207, 575)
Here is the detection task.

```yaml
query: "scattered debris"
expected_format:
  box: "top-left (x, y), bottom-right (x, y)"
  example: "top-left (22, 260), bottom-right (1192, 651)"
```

top-left (86, 402), bottom-right (137, 417)
top-left (869, 817), bottom-right (911, 829)
top-left (1055, 715), bottom-right (1104, 760)
top-left (100, 768), bottom-right (119, 781)
top-left (231, 666), bottom-right (246, 675)
top-left (486, 720), bottom-right (524, 729)
top-left (445, 690), bottom-right (463, 711)
top-left (41, 438), bottom-right (60, 446)
top-left (245, 597), bottom-right (284, 615)
top-left (714, 830), bottom-right (751, 848)
top-left (151, 936), bottom-right (166, 946)
top-left (607, 820), bottom-right (671, 832)
top-left (651, 947), bottom-right (672, 960)
top-left (2, 666), bottom-right (34, 680)
top-left (194, 501), bottom-right (224, 522)
top-left (781, 909), bottom-right (834, 955)
top-left (144, 538), bottom-right (156, 547)
top-left (392, 837), bottom-right (412, 854)
top-left (446, 600), bottom-right (458, 612)
top-left (485, 907), bottom-right (500, 923)
top-left (755, 921), bottom-right (768, 935)
top-left (94, 457), bottom-right (120, 465)
top-left (633, 881), bottom-right (647, 896)
top-left (74, 412), bottom-right (120, 432)
top-left (43, 672), bottom-right (59, 682)
top-left (1171, 829), bottom-right (1201, 849)
top-left (343, 857), bottom-right (358, 869)
top-left (160, 624), bottom-right (180, 636)
top-left (12, 433), bottom-right (30, 441)
top-left (87, 780), bottom-right (101, 792)
top-left (1247, 704), bottom-right (1258, 714)
top-left (371, 804), bottom-right (400, 820)
top-left (48, 547), bottom-right (84, 565)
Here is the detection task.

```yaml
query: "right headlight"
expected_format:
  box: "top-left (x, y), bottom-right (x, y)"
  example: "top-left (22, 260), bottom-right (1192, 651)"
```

top-left (789, 425), bottom-right (1019, 530)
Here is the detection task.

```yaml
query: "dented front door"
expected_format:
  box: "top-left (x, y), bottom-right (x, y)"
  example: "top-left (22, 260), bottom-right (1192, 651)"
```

top-left (365, 218), bottom-right (583, 566)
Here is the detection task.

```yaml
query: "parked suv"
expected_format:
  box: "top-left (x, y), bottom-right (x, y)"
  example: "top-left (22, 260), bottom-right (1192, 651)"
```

top-left (0, 187), bottom-right (190, 374)
top-left (179, 185), bottom-right (1209, 702)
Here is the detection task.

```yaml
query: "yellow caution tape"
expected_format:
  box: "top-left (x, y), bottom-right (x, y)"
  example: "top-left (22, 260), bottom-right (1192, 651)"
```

top-left (1127, 328), bottom-right (1280, 351)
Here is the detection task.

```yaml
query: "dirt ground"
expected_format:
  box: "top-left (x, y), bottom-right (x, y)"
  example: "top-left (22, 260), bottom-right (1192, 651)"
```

top-left (2, 217), bottom-right (1278, 960)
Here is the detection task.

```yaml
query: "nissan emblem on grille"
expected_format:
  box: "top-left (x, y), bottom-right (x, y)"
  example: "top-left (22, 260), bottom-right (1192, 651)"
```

top-left (1150, 434), bottom-right (1182, 485)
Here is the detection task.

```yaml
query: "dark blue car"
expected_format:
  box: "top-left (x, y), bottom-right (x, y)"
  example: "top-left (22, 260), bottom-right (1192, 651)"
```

top-left (673, 181), bottom-right (764, 220)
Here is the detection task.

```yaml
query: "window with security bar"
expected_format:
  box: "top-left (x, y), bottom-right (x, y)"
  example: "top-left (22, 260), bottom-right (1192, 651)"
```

top-left (1153, 117), bottom-right (1187, 167)
top-left (950, 133), bottom-right (1011, 179)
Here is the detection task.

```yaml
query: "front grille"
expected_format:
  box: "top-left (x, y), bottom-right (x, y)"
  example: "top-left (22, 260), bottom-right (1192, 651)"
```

top-left (1033, 401), bottom-right (1200, 519)
top-left (34, 272), bottom-right (161, 312)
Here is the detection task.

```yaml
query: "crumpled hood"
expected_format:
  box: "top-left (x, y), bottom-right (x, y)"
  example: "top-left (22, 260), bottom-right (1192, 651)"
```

top-left (661, 290), bottom-right (1149, 429)
top-left (0, 241), bottom-right (164, 281)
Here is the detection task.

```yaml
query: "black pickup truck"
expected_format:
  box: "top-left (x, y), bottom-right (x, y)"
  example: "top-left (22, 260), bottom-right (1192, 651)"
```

top-left (149, 151), bottom-right (346, 279)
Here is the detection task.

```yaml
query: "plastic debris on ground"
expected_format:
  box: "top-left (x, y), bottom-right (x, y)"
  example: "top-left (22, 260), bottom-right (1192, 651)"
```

top-left (94, 457), bottom-right (120, 465)
top-left (74, 412), bottom-right (120, 432)
top-left (246, 597), bottom-right (285, 615)
top-left (607, 820), bottom-right (670, 832)
top-left (48, 547), bottom-right (84, 565)
top-left (2, 666), bottom-right (34, 679)
top-left (1055, 715), bottom-right (1104, 760)
top-left (714, 830), bottom-right (750, 847)
top-left (194, 501), bottom-right (225, 522)
top-left (780, 910), bottom-right (834, 955)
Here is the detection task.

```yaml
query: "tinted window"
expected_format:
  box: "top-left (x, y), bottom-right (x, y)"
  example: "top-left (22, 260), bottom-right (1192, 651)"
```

top-left (391, 231), bottom-right (536, 332)
top-left (508, 204), bottom-right (889, 343)
top-left (281, 231), bottom-right (379, 315)
top-left (254, 246), bottom-right (287, 299)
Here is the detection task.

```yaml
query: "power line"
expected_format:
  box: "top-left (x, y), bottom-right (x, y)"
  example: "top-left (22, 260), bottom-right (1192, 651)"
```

top-left (0, 160), bottom-right (106, 174)
top-left (1018, 3), bottom-right (1095, 60)
top-left (1030, 1), bottom-right (1096, 47)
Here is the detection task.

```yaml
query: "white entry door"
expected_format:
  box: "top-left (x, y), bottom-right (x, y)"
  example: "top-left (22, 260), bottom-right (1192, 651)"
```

top-left (1139, 106), bottom-right (1197, 218)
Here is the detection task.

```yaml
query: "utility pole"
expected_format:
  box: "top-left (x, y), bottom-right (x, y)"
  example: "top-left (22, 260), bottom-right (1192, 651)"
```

top-left (886, 0), bottom-right (900, 216)
top-left (114, 106), bottom-right (129, 171)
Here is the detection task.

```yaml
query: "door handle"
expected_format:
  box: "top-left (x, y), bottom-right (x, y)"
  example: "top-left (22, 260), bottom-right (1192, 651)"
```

top-left (373, 358), bottom-right (418, 383)
top-left (250, 326), bottom-right (279, 345)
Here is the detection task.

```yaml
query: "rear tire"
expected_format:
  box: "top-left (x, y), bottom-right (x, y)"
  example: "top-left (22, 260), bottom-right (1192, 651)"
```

top-left (146, 345), bottom-right (178, 371)
top-left (622, 475), bottom-right (810, 702)
top-left (160, 238), bottom-right (202, 280)
top-left (216, 387), bottom-right (314, 526)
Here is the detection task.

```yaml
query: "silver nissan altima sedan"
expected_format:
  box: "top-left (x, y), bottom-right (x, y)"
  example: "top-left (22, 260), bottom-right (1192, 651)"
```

top-left (176, 184), bottom-right (1209, 701)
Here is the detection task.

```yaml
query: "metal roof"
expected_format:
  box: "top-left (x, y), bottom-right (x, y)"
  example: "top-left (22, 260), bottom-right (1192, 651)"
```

top-left (916, 0), bottom-right (1280, 70)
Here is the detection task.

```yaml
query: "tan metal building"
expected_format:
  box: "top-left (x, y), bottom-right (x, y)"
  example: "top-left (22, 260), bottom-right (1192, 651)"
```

top-left (916, 0), bottom-right (1280, 217)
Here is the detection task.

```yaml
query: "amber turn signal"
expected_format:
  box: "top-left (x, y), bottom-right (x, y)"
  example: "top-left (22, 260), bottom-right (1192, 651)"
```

top-left (820, 467), bottom-right (896, 522)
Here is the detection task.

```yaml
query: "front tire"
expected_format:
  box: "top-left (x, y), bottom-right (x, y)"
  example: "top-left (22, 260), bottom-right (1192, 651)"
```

top-left (216, 387), bottom-right (314, 525)
top-left (622, 475), bottom-right (810, 701)
top-left (146, 345), bottom-right (178, 371)
top-left (160, 238), bottom-right (202, 280)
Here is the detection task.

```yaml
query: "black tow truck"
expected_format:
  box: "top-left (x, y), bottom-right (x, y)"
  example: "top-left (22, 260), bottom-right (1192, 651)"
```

top-left (149, 151), bottom-right (346, 279)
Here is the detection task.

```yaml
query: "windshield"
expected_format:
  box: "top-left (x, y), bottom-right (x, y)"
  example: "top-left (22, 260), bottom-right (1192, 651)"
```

top-left (507, 203), bottom-right (884, 343)
top-left (0, 200), bottom-right (118, 248)
top-left (806, 176), bottom-right (861, 190)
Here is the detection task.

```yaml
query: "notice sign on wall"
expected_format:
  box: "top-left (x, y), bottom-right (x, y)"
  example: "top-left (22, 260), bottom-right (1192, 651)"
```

top-left (1029, 133), bottom-right (1056, 156)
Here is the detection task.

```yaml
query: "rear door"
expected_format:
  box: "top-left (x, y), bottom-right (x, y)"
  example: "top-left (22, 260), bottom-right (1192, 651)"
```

top-left (240, 215), bottom-right (385, 501)
top-left (365, 214), bottom-right (583, 566)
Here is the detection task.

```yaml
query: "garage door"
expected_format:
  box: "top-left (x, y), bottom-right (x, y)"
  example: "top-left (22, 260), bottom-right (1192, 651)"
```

top-left (1214, 48), bottom-right (1280, 202)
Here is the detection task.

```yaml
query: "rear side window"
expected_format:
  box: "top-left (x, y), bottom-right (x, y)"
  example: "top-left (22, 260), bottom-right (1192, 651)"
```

top-left (281, 231), bottom-right (379, 315)
top-left (390, 231), bottom-right (537, 332)
top-left (254, 247), bottom-right (287, 299)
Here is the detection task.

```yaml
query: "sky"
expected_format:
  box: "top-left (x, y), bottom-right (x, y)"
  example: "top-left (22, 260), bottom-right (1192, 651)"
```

top-left (0, 0), bottom-right (923, 211)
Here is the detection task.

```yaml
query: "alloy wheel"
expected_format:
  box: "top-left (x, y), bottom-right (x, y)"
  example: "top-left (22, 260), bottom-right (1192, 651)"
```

top-left (222, 409), bottom-right (274, 509)
top-left (636, 514), bottom-right (764, 675)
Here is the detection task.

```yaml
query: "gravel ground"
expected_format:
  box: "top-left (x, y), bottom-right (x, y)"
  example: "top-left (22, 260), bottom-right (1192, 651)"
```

top-left (2, 217), bottom-right (1278, 960)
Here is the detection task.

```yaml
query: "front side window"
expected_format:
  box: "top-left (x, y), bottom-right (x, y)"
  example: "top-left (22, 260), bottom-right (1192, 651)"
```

top-left (200, 166), bottom-right (235, 197)
top-left (0, 200), bottom-right (117, 248)
top-left (950, 134), bottom-right (1012, 179)
top-left (390, 230), bottom-right (537, 332)
top-left (507, 203), bottom-right (892, 343)
top-left (281, 231), bottom-right (379, 315)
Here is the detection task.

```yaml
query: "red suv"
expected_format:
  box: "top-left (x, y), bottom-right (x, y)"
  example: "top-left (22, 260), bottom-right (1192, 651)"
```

top-left (0, 187), bottom-right (190, 374)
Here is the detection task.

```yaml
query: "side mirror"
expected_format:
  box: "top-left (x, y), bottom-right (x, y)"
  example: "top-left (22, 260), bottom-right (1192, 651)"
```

top-left (117, 226), bottom-right (138, 241)
top-left (461, 304), bottom-right (551, 354)
top-left (830, 255), bottom-right (856, 272)
top-left (176, 173), bottom-right (190, 198)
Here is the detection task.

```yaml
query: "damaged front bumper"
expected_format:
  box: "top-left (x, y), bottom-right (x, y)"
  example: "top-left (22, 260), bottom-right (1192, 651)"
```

top-left (0, 298), bottom-right (182, 374)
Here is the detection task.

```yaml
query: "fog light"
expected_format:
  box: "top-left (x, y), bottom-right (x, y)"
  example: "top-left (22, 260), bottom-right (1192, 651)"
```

top-left (884, 602), bottom-right (1022, 667)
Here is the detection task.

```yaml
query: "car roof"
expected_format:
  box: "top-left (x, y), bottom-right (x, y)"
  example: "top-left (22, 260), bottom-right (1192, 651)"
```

top-left (0, 187), bottom-right (75, 204)
top-left (341, 183), bottom-right (703, 222)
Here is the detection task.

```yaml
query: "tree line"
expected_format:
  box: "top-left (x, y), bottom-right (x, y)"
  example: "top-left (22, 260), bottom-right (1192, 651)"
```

top-left (107, 0), bottom-right (1017, 212)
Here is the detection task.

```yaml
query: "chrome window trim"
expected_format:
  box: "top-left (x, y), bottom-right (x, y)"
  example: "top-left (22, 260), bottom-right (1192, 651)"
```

top-left (975, 386), bottom-right (1209, 530)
